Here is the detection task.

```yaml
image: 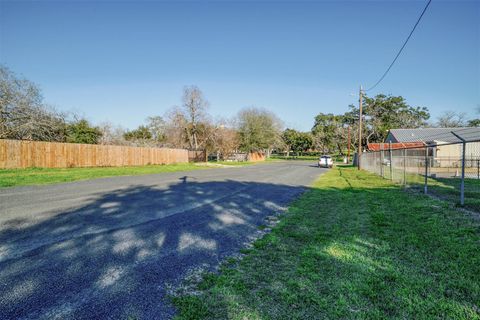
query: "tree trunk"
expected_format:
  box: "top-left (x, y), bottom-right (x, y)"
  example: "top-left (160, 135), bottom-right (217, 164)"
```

top-left (193, 132), bottom-right (198, 150)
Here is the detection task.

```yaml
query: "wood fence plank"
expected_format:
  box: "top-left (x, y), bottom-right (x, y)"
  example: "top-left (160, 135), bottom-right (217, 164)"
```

top-left (0, 139), bottom-right (189, 169)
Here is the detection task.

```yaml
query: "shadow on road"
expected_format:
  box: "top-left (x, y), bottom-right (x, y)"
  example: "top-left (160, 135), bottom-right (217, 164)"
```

top-left (0, 179), bottom-right (308, 319)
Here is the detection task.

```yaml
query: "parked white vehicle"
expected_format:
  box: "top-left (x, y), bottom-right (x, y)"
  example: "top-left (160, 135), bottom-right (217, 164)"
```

top-left (318, 155), bottom-right (333, 168)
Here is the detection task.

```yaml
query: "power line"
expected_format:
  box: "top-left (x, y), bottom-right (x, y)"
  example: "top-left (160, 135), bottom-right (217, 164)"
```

top-left (365, 0), bottom-right (432, 92)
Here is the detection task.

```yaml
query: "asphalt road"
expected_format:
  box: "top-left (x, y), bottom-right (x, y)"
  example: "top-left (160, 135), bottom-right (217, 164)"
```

top-left (0, 161), bottom-right (326, 319)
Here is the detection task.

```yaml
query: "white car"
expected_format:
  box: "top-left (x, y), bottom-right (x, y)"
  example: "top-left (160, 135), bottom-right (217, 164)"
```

top-left (318, 155), bottom-right (333, 168)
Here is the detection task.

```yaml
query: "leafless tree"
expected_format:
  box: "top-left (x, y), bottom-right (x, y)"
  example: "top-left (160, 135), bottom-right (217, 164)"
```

top-left (146, 116), bottom-right (167, 143)
top-left (163, 107), bottom-right (190, 148)
top-left (436, 111), bottom-right (467, 128)
top-left (0, 65), bottom-right (67, 141)
top-left (209, 119), bottom-right (240, 159)
top-left (181, 85), bottom-right (209, 149)
top-left (162, 86), bottom-right (213, 150)
top-left (98, 122), bottom-right (128, 145)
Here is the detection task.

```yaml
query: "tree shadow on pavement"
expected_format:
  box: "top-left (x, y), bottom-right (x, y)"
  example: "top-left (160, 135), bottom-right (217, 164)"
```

top-left (0, 179), bottom-right (308, 319)
top-left (170, 170), bottom-right (480, 319)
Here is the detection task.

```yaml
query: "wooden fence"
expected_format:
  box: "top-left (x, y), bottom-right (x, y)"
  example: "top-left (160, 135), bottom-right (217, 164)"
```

top-left (0, 139), bottom-right (189, 169)
top-left (248, 152), bottom-right (266, 162)
top-left (188, 150), bottom-right (207, 163)
top-left (223, 152), bottom-right (266, 162)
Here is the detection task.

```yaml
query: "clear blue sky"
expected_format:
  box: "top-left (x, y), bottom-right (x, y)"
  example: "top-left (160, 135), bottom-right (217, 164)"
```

top-left (1, 0), bottom-right (479, 131)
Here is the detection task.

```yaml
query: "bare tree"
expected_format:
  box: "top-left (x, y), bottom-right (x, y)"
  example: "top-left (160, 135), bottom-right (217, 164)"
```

top-left (209, 119), bottom-right (240, 160)
top-left (163, 107), bottom-right (190, 148)
top-left (0, 65), bottom-right (67, 141)
top-left (162, 86), bottom-right (213, 150)
top-left (98, 122), bottom-right (128, 145)
top-left (436, 111), bottom-right (467, 128)
top-left (181, 85), bottom-right (209, 149)
top-left (146, 116), bottom-right (167, 143)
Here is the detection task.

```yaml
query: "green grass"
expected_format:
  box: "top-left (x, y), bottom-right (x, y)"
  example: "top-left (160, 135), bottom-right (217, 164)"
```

top-left (270, 155), bottom-right (319, 161)
top-left (382, 167), bottom-right (480, 213)
top-left (428, 177), bottom-right (480, 213)
top-left (172, 167), bottom-right (480, 319)
top-left (207, 161), bottom-right (258, 166)
top-left (0, 163), bottom-right (207, 188)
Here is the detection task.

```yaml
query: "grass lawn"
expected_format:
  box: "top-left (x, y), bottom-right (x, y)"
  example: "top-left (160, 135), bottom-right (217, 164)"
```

top-left (172, 167), bottom-right (480, 319)
top-left (207, 161), bottom-right (258, 166)
top-left (0, 163), bottom-right (208, 188)
top-left (270, 155), bottom-right (319, 161)
top-left (428, 177), bottom-right (480, 213)
top-left (378, 168), bottom-right (480, 213)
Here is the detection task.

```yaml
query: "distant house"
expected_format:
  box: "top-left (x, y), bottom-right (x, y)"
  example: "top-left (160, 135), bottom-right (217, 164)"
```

top-left (381, 127), bottom-right (480, 167)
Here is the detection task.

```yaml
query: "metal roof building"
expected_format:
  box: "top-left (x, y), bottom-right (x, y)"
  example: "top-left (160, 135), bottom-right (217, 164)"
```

top-left (385, 127), bottom-right (480, 144)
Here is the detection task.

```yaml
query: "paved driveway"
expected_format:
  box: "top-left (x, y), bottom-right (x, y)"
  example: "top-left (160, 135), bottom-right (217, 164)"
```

top-left (0, 161), bottom-right (326, 319)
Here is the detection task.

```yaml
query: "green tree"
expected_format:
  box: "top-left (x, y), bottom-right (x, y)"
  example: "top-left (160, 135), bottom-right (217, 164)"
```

top-left (282, 129), bottom-right (313, 156)
top-left (346, 94), bottom-right (430, 148)
top-left (123, 125), bottom-right (152, 141)
top-left (292, 132), bottom-right (313, 155)
top-left (311, 94), bottom-right (428, 154)
top-left (66, 119), bottom-right (102, 144)
top-left (468, 119), bottom-right (480, 127)
top-left (363, 94), bottom-right (430, 143)
top-left (237, 107), bottom-right (283, 152)
top-left (282, 128), bottom-right (299, 157)
top-left (311, 113), bottom-right (347, 154)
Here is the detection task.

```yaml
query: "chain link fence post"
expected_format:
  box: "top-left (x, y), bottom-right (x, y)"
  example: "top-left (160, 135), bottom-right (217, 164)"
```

top-left (477, 158), bottom-right (479, 180)
top-left (424, 146), bottom-right (428, 194)
top-left (403, 147), bottom-right (407, 187)
top-left (451, 131), bottom-right (466, 206)
top-left (460, 141), bottom-right (465, 206)
top-left (361, 133), bottom-right (479, 212)
top-left (389, 141), bottom-right (393, 181)
top-left (380, 145), bottom-right (384, 178)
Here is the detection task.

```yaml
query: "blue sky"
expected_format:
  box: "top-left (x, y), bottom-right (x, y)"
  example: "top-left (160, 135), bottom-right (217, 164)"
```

top-left (1, 0), bottom-right (479, 131)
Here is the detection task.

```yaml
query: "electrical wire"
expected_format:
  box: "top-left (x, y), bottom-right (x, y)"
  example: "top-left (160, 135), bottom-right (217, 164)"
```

top-left (365, 0), bottom-right (432, 92)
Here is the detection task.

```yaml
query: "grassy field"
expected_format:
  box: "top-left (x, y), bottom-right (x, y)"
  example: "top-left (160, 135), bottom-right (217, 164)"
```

top-left (379, 168), bottom-right (480, 213)
top-left (172, 167), bottom-right (480, 319)
top-left (0, 160), bottom-right (264, 188)
top-left (428, 177), bottom-right (480, 213)
top-left (270, 155), bottom-right (319, 161)
top-left (208, 161), bottom-right (259, 166)
top-left (270, 155), bottom-right (347, 163)
top-left (0, 163), bottom-right (208, 188)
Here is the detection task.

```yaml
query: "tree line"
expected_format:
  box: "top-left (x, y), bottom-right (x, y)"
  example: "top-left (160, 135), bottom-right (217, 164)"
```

top-left (1, 64), bottom-right (478, 159)
top-left (0, 65), bottom-right (283, 159)
top-left (282, 96), bottom-right (479, 156)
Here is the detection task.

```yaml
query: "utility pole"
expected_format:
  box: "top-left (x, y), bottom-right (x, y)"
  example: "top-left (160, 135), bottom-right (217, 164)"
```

top-left (357, 85), bottom-right (363, 169)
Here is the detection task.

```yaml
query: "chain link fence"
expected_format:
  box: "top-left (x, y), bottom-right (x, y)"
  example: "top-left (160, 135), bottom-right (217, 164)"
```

top-left (361, 131), bottom-right (480, 213)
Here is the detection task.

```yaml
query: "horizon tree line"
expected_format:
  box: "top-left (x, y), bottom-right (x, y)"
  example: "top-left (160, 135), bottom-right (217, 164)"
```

top-left (1, 64), bottom-right (479, 159)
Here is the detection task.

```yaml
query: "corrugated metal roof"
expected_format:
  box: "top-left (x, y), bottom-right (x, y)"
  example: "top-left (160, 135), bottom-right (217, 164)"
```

top-left (387, 127), bottom-right (480, 143)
